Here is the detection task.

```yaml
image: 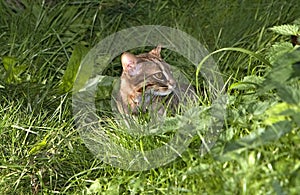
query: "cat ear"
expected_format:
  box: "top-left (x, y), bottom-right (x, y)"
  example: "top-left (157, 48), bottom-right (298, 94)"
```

top-left (149, 45), bottom-right (161, 58)
top-left (121, 52), bottom-right (139, 76)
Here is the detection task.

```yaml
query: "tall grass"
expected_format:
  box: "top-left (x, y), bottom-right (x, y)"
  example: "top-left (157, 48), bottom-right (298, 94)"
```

top-left (1, 0), bottom-right (300, 194)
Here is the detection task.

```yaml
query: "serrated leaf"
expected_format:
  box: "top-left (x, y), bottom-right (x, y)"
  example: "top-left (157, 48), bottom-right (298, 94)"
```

top-left (260, 49), bottom-right (300, 92)
top-left (269, 24), bottom-right (299, 36)
top-left (217, 121), bottom-right (292, 162)
top-left (251, 101), bottom-right (271, 116)
top-left (276, 86), bottom-right (300, 105)
top-left (266, 42), bottom-right (294, 65)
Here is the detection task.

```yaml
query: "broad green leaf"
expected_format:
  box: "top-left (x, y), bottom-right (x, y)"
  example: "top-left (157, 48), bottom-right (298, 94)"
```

top-left (59, 44), bottom-right (89, 93)
top-left (269, 24), bottom-right (299, 36)
top-left (73, 53), bottom-right (111, 93)
top-left (260, 49), bottom-right (300, 92)
top-left (266, 42), bottom-right (294, 65)
top-left (250, 101), bottom-right (271, 116)
top-left (264, 102), bottom-right (300, 125)
top-left (280, 103), bottom-right (300, 125)
top-left (292, 62), bottom-right (300, 77)
top-left (264, 102), bottom-right (290, 125)
top-left (276, 86), bottom-right (300, 105)
top-left (291, 109), bottom-right (300, 126)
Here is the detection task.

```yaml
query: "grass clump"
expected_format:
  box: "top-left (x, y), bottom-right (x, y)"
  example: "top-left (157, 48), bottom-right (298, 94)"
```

top-left (1, 0), bottom-right (300, 194)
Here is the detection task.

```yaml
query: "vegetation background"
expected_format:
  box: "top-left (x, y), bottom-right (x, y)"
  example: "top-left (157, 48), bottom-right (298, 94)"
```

top-left (0, 0), bottom-right (300, 194)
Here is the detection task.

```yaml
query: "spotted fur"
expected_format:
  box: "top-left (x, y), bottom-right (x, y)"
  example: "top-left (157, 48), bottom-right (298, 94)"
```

top-left (116, 46), bottom-right (196, 115)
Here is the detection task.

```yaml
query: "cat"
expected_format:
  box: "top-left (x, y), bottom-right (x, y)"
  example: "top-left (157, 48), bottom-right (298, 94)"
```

top-left (115, 45), bottom-right (197, 116)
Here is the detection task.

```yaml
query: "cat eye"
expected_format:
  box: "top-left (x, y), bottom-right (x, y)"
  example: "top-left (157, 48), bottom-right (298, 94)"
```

top-left (154, 72), bottom-right (164, 80)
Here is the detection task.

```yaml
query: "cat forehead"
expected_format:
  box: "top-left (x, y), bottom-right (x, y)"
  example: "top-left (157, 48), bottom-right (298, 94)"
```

top-left (137, 58), bottom-right (171, 73)
top-left (136, 52), bottom-right (162, 60)
top-left (136, 54), bottom-right (170, 69)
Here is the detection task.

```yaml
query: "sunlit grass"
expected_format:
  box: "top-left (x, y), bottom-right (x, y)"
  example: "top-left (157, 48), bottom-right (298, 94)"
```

top-left (1, 0), bottom-right (300, 194)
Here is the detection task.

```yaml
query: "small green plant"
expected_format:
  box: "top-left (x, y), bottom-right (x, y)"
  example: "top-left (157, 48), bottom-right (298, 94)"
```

top-left (1, 56), bottom-right (28, 84)
top-left (219, 21), bottom-right (300, 160)
top-left (1, 1), bottom-right (300, 194)
top-left (267, 23), bottom-right (300, 63)
top-left (261, 22), bottom-right (300, 127)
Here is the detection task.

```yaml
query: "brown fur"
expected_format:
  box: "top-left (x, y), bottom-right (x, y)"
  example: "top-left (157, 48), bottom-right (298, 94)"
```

top-left (116, 46), bottom-right (196, 115)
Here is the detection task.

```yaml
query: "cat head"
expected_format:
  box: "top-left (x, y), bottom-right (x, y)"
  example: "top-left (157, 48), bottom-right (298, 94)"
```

top-left (120, 46), bottom-right (176, 96)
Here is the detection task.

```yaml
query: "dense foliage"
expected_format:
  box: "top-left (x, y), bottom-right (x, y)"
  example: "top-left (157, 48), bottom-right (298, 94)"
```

top-left (0, 1), bottom-right (300, 194)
